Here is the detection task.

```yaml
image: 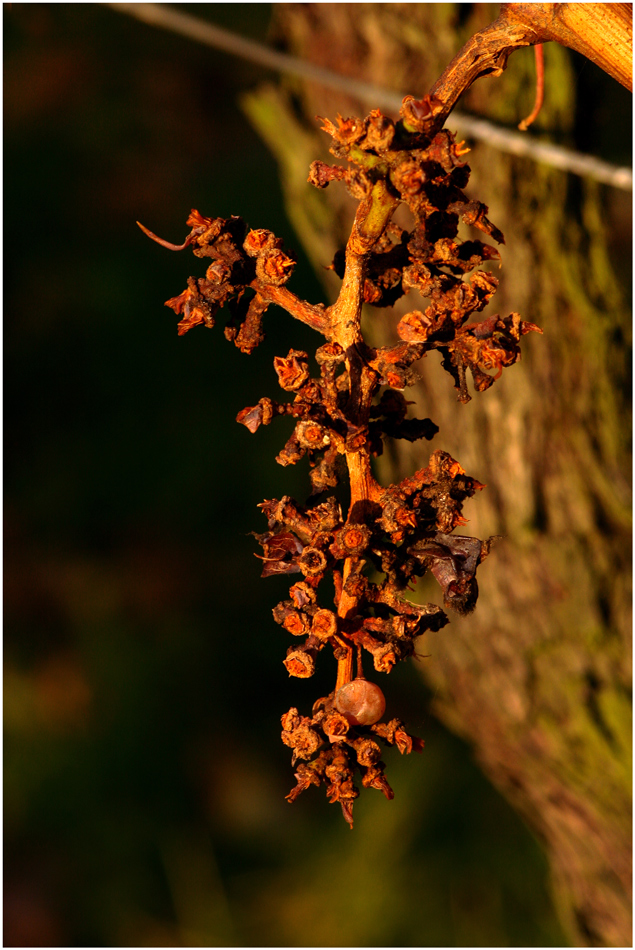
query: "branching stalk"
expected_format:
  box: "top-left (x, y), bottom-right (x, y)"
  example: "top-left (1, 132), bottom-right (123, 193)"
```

top-left (141, 33), bottom-right (546, 828)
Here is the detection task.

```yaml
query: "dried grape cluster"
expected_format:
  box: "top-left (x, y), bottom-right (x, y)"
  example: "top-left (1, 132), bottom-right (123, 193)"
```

top-left (141, 92), bottom-right (540, 827)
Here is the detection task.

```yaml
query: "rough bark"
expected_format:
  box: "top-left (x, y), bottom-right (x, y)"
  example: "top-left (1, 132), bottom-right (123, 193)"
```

top-left (243, 4), bottom-right (632, 946)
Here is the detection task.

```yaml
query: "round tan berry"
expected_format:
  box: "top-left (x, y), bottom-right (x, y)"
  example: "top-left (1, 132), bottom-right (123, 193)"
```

top-left (335, 678), bottom-right (386, 726)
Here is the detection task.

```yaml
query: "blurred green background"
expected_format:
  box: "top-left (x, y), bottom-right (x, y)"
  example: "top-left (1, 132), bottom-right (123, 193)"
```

top-left (8, 3), bottom-right (628, 946)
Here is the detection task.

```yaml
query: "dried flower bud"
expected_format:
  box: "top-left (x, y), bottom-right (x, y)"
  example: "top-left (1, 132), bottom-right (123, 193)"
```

top-left (281, 709), bottom-right (323, 759)
top-left (469, 270), bottom-right (499, 309)
top-left (205, 259), bottom-right (232, 284)
top-left (457, 200), bottom-right (505, 244)
top-left (394, 724), bottom-right (424, 755)
top-left (335, 678), bottom-right (386, 726)
top-left (302, 496), bottom-right (343, 534)
top-left (272, 602), bottom-right (311, 637)
top-left (286, 757), bottom-right (326, 802)
top-left (345, 169), bottom-right (373, 200)
top-left (319, 113), bottom-right (365, 146)
top-left (342, 568), bottom-right (368, 601)
top-left (284, 647), bottom-right (316, 678)
top-left (371, 644), bottom-right (398, 674)
top-left (362, 279), bottom-right (383, 305)
top-left (349, 736), bottom-right (383, 767)
top-left (361, 762), bottom-right (394, 799)
top-left (256, 248), bottom-right (296, 286)
top-left (309, 446), bottom-right (340, 494)
top-left (186, 209), bottom-right (223, 242)
top-left (274, 349), bottom-right (310, 391)
top-left (276, 433), bottom-right (305, 467)
top-left (315, 341), bottom-right (345, 365)
top-left (391, 158), bottom-right (426, 196)
top-left (397, 310), bottom-right (435, 343)
top-left (243, 228), bottom-right (278, 257)
top-left (289, 581), bottom-right (317, 609)
top-left (295, 420), bottom-right (330, 450)
top-left (298, 547), bottom-right (328, 577)
top-left (372, 718), bottom-right (424, 754)
top-left (165, 283), bottom-right (217, 335)
top-left (400, 93), bottom-right (444, 133)
top-left (401, 262), bottom-right (435, 296)
top-left (322, 711), bottom-right (350, 741)
top-left (280, 707), bottom-right (300, 732)
top-left (311, 608), bottom-right (338, 641)
top-left (422, 130), bottom-right (470, 173)
top-left (332, 523), bottom-right (371, 558)
top-left (378, 495), bottom-right (416, 536)
top-left (293, 609), bottom-right (317, 637)
top-left (325, 747), bottom-right (359, 827)
top-left (307, 160), bottom-right (348, 189)
top-left (361, 110), bottom-right (395, 151)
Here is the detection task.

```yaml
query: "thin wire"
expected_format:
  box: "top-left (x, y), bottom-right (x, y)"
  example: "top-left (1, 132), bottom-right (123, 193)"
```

top-left (106, 2), bottom-right (632, 191)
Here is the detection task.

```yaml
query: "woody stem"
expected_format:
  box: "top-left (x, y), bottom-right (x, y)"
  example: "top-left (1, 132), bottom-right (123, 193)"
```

top-left (331, 192), bottom-right (390, 691)
top-left (335, 453), bottom-right (380, 690)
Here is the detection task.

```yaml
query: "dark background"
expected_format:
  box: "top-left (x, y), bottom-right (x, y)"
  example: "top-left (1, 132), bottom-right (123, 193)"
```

top-left (6, 4), bottom-right (628, 946)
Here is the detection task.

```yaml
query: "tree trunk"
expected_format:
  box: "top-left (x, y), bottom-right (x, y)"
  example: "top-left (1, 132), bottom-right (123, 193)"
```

top-left (244, 4), bottom-right (632, 946)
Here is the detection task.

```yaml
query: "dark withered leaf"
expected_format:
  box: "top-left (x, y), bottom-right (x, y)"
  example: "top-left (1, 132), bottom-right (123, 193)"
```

top-left (384, 417), bottom-right (439, 443)
top-left (409, 533), bottom-right (484, 614)
top-left (236, 397), bottom-right (277, 433)
top-left (255, 530), bottom-right (304, 577)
